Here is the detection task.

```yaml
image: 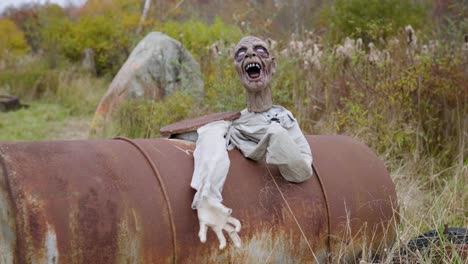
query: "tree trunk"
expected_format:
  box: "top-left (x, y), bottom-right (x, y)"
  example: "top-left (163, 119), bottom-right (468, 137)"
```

top-left (136, 0), bottom-right (152, 35)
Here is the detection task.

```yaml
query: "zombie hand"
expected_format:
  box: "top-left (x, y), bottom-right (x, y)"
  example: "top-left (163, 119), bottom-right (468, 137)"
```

top-left (196, 197), bottom-right (242, 250)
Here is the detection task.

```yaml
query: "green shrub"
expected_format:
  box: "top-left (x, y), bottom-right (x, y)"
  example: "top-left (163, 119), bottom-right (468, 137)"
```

top-left (203, 54), bottom-right (245, 112)
top-left (56, 14), bottom-right (137, 76)
top-left (155, 17), bottom-right (243, 61)
top-left (271, 56), bottom-right (316, 130)
top-left (52, 67), bottom-right (109, 115)
top-left (33, 0), bottom-right (144, 76)
top-left (320, 0), bottom-right (430, 44)
top-left (37, 5), bottom-right (69, 68)
top-left (0, 18), bottom-right (29, 58)
top-left (331, 49), bottom-right (466, 169)
top-left (116, 91), bottom-right (197, 138)
top-left (0, 57), bottom-right (48, 99)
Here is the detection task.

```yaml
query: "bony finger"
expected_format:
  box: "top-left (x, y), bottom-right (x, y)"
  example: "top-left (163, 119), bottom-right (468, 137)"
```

top-left (229, 232), bottom-right (242, 248)
top-left (227, 216), bottom-right (241, 232)
top-left (198, 223), bottom-right (207, 243)
top-left (213, 228), bottom-right (226, 250)
top-left (223, 224), bottom-right (242, 248)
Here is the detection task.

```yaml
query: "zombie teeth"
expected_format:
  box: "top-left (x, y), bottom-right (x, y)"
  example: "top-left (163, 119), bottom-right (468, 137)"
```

top-left (245, 63), bottom-right (261, 71)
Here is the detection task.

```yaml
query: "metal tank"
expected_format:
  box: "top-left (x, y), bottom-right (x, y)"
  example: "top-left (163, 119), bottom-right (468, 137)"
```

top-left (0, 136), bottom-right (398, 263)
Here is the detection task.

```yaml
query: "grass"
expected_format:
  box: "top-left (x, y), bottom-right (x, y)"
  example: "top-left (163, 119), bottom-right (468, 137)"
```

top-left (0, 101), bottom-right (71, 141)
top-left (375, 161), bottom-right (466, 263)
top-left (0, 57), bottom-right (109, 142)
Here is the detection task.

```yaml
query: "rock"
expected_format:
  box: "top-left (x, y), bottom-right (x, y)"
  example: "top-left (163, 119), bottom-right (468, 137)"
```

top-left (89, 32), bottom-right (204, 138)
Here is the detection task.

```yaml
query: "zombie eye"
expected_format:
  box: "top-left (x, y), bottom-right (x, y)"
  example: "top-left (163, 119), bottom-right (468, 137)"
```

top-left (235, 49), bottom-right (246, 61)
top-left (255, 46), bottom-right (268, 57)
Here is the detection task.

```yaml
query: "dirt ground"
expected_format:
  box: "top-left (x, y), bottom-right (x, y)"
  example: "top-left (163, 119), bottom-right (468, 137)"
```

top-left (48, 117), bottom-right (92, 140)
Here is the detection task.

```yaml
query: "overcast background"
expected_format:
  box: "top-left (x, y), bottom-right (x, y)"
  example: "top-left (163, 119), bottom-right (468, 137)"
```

top-left (0, 0), bottom-right (87, 13)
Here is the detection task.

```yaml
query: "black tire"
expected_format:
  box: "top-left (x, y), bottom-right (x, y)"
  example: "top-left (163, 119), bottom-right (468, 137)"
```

top-left (394, 227), bottom-right (467, 263)
top-left (0, 95), bottom-right (27, 112)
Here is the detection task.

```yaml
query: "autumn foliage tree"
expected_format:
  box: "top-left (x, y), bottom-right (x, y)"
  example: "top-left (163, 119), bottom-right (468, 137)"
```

top-left (0, 18), bottom-right (29, 59)
top-left (50, 0), bottom-right (141, 75)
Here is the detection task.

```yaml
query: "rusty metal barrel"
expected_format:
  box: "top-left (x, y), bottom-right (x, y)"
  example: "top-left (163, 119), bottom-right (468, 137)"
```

top-left (0, 136), bottom-right (398, 263)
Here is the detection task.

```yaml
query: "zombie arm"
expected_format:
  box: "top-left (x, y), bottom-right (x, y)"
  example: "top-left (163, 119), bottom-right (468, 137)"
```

top-left (190, 121), bottom-right (242, 249)
top-left (269, 108), bottom-right (313, 182)
top-left (267, 116), bottom-right (313, 182)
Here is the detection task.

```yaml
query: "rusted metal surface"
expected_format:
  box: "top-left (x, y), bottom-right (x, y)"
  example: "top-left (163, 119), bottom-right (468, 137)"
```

top-left (0, 157), bottom-right (16, 264)
top-left (159, 111), bottom-right (241, 137)
top-left (306, 136), bottom-right (398, 262)
top-left (0, 135), bottom-right (397, 263)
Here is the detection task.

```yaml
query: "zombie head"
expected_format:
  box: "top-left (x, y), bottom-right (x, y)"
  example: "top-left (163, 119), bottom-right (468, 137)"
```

top-left (234, 36), bottom-right (276, 93)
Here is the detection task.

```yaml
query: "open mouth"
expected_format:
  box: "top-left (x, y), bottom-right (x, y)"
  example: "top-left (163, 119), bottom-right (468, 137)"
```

top-left (245, 63), bottom-right (261, 79)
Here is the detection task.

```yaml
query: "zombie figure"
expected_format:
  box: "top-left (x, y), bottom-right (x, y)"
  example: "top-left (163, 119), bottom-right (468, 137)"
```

top-left (190, 36), bottom-right (313, 249)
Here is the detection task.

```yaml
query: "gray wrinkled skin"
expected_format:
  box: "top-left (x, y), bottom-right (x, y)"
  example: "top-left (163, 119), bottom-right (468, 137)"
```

top-left (234, 36), bottom-right (276, 113)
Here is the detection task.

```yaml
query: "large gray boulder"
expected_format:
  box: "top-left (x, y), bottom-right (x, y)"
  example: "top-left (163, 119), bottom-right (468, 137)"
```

top-left (90, 32), bottom-right (204, 137)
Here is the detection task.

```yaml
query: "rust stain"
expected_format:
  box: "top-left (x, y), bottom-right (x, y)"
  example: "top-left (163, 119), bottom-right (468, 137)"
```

top-left (116, 205), bottom-right (144, 264)
top-left (0, 153), bottom-right (16, 264)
